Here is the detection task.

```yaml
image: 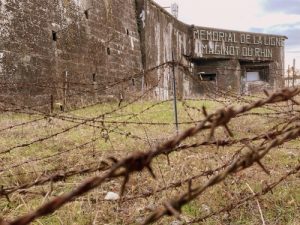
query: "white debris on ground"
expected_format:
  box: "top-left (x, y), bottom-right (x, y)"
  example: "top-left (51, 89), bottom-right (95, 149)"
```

top-left (104, 192), bottom-right (120, 201)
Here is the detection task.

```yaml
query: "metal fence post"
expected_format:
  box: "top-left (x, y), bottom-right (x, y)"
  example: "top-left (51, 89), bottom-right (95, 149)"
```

top-left (172, 52), bottom-right (179, 134)
top-left (50, 94), bottom-right (54, 114)
top-left (292, 59), bottom-right (296, 87)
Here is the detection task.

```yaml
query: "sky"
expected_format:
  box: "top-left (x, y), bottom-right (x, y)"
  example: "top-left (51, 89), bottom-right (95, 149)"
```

top-left (153, 0), bottom-right (300, 70)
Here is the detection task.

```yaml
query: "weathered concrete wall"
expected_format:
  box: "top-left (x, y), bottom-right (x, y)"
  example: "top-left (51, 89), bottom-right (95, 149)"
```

top-left (191, 59), bottom-right (241, 95)
top-left (0, 0), bottom-right (287, 105)
top-left (136, 1), bottom-right (286, 98)
top-left (0, 0), bottom-right (142, 108)
top-left (136, 0), bottom-right (192, 100)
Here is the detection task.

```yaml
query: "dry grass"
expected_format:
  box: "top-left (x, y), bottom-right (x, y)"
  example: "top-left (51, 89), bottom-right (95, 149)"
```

top-left (0, 97), bottom-right (299, 225)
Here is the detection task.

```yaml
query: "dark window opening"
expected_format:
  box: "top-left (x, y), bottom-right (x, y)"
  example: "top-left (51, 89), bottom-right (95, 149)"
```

top-left (92, 73), bottom-right (96, 82)
top-left (198, 72), bottom-right (216, 81)
top-left (107, 47), bottom-right (111, 55)
top-left (126, 29), bottom-right (129, 36)
top-left (84, 10), bottom-right (89, 19)
top-left (132, 78), bottom-right (135, 86)
top-left (259, 71), bottom-right (269, 82)
top-left (52, 31), bottom-right (57, 41)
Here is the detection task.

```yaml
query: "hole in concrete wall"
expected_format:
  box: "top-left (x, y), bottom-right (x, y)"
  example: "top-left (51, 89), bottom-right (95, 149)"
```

top-left (52, 31), bottom-right (57, 41)
top-left (84, 10), bottom-right (89, 19)
top-left (56, 103), bottom-right (64, 112)
top-left (198, 73), bottom-right (216, 81)
top-left (92, 73), bottom-right (96, 82)
top-left (107, 47), bottom-right (111, 55)
top-left (126, 29), bottom-right (129, 36)
top-left (132, 78), bottom-right (135, 86)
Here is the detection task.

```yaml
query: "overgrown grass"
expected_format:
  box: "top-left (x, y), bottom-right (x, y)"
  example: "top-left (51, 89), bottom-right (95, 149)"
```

top-left (0, 98), bottom-right (299, 224)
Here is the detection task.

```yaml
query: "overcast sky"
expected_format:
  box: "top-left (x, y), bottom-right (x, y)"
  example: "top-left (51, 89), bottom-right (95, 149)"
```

top-left (154, 0), bottom-right (300, 70)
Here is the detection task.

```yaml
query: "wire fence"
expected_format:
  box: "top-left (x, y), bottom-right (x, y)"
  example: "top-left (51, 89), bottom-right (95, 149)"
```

top-left (0, 62), bottom-right (299, 225)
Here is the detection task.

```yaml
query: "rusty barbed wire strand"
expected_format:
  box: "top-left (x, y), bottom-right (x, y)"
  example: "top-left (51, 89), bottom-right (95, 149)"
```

top-left (182, 99), bottom-right (294, 119)
top-left (0, 123), bottom-right (146, 174)
top-left (0, 100), bottom-right (178, 174)
top-left (0, 66), bottom-right (288, 88)
top-left (179, 63), bottom-right (294, 112)
top-left (174, 115), bottom-right (300, 154)
top-left (67, 152), bottom-right (240, 205)
top-left (179, 65), bottom-right (284, 114)
top-left (0, 100), bottom-right (48, 115)
top-left (0, 135), bottom-right (103, 174)
top-left (0, 117), bottom-right (46, 133)
top-left (186, 163), bottom-right (300, 224)
top-left (0, 67), bottom-right (290, 135)
top-left (0, 121), bottom-right (276, 197)
top-left (181, 101), bottom-right (197, 125)
top-left (0, 61), bottom-right (174, 89)
top-left (0, 60), bottom-right (175, 122)
top-left (0, 127), bottom-right (248, 193)
top-left (0, 116), bottom-right (157, 174)
top-left (0, 148), bottom-right (117, 179)
top-left (0, 152), bottom-right (228, 200)
top-left (142, 122), bottom-right (300, 224)
top-left (118, 149), bottom-right (243, 203)
top-left (0, 61), bottom-right (174, 105)
top-left (0, 82), bottom-right (160, 155)
top-left (0, 98), bottom-right (171, 134)
top-left (0, 161), bottom-right (112, 198)
top-left (1, 87), bottom-right (299, 225)
top-left (34, 92), bottom-right (296, 176)
top-left (0, 100), bottom-right (183, 140)
top-left (0, 86), bottom-right (296, 162)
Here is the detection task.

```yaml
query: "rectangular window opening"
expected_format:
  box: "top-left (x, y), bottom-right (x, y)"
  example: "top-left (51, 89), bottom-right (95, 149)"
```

top-left (245, 67), bottom-right (269, 82)
top-left (198, 72), bottom-right (216, 81)
top-left (246, 72), bottom-right (259, 82)
top-left (52, 31), bottom-right (57, 41)
top-left (92, 73), bottom-right (96, 82)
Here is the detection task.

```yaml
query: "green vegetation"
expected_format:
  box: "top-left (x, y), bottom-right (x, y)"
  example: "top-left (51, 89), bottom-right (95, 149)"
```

top-left (0, 98), bottom-right (299, 224)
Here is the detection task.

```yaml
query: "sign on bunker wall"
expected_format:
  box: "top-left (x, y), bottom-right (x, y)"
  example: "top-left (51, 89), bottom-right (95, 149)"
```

top-left (194, 29), bottom-right (285, 58)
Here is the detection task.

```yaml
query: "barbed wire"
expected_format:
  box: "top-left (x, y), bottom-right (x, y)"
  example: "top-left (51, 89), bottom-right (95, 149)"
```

top-left (1, 87), bottom-right (299, 225)
top-left (143, 123), bottom-right (300, 224)
top-left (0, 61), bottom-right (174, 99)
top-left (186, 162), bottom-right (300, 224)
top-left (2, 116), bottom-right (290, 199)
top-left (0, 81), bottom-right (160, 155)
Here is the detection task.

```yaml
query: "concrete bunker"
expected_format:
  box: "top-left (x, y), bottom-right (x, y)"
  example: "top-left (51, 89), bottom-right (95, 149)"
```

top-left (188, 26), bottom-right (287, 96)
top-left (137, 0), bottom-right (287, 98)
top-left (0, 0), bottom-right (288, 107)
